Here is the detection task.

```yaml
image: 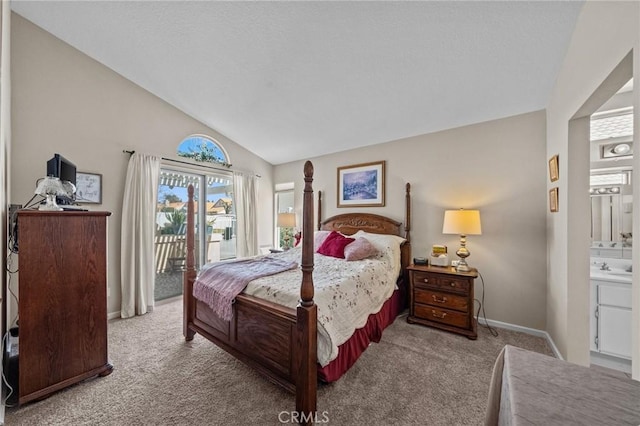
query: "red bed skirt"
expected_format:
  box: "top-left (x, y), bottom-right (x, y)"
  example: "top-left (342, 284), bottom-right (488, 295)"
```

top-left (317, 285), bottom-right (405, 382)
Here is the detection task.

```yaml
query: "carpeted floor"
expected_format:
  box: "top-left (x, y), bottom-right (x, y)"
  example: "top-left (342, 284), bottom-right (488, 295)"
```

top-left (7, 300), bottom-right (552, 425)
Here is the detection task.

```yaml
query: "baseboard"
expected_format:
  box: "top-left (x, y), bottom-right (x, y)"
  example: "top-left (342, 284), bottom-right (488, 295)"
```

top-left (590, 351), bottom-right (632, 374)
top-left (476, 316), bottom-right (564, 360)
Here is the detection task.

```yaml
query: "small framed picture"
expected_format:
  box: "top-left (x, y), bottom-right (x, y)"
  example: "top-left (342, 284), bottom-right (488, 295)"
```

top-left (549, 187), bottom-right (559, 213)
top-left (76, 172), bottom-right (102, 204)
top-left (549, 154), bottom-right (559, 182)
top-left (337, 161), bottom-right (385, 207)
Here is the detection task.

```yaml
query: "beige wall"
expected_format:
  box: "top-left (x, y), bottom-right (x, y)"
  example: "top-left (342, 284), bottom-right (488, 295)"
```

top-left (546, 1), bottom-right (639, 377)
top-left (275, 110), bottom-right (548, 330)
top-left (10, 14), bottom-right (274, 316)
top-left (1, 1), bottom-right (11, 336)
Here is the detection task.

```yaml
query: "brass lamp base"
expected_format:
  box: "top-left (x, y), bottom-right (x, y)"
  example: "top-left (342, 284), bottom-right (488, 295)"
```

top-left (455, 235), bottom-right (471, 272)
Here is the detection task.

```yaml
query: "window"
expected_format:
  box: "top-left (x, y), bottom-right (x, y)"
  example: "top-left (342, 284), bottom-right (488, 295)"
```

top-left (275, 183), bottom-right (295, 250)
top-left (154, 135), bottom-right (235, 301)
top-left (177, 134), bottom-right (230, 166)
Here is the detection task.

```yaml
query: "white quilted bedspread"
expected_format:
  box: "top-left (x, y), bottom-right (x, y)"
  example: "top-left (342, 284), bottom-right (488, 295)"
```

top-left (243, 232), bottom-right (403, 366)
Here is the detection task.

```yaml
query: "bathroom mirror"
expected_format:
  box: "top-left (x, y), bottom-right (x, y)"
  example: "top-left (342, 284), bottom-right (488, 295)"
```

top-left (591, 191), bottom-right (632, 257)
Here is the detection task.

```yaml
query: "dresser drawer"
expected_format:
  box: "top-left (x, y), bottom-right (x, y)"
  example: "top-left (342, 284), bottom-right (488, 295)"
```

top-left (412, 271), bottom-right (470, 295)
top-left (414, 288), bottom-right (469, 312)
top-left (414, 304), bottom-right (469, 329)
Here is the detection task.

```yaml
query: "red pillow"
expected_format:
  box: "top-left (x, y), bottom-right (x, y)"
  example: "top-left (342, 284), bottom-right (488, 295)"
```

top-left (317, 231), bottom-right (355, 259)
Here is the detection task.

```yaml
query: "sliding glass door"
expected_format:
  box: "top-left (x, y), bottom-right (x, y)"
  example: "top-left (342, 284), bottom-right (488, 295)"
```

top-left (154, 167), bottom-right (235, 301)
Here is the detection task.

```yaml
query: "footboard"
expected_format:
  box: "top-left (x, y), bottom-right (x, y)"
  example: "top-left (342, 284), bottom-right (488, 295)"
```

top-left (188, 291), bottom-right (299, 391)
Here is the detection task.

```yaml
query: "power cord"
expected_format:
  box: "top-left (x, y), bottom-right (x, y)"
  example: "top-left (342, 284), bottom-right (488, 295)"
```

top-left (5, 254), bottom-right (19, 328)
top-left (474, 271), bottom-right (498, 337)
top-left (1, 331), bottom-right (15, 407)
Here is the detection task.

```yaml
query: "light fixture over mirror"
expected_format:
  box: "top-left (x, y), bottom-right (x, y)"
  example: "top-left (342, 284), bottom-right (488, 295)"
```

top-left (601, 141), bottom-right (633, 159)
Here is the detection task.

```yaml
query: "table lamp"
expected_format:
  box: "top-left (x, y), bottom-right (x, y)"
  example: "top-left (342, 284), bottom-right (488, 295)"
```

top-left (442, 209), bottom-right (482, 272)
top-left (35, 176), bottom-right (70, 211)
top-left (277, 212), bottom-right (296, 250)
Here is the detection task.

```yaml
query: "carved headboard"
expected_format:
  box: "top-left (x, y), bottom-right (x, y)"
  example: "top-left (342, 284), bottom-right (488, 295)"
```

top-left (319, 213), bottom-right (402, 237)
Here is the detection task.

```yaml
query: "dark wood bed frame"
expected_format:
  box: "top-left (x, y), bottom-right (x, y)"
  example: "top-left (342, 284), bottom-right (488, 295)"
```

top-left (183, 161), bottom-right (411, 422)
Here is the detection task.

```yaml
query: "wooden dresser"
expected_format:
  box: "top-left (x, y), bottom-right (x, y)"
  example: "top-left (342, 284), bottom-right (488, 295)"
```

top-left (17, 210), bottom-right (112, 405)
top-left (407, 264), bottom-right (478, 339)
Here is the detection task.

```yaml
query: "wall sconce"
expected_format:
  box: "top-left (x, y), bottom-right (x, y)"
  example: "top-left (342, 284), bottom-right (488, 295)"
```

top-left (442, 209), bottom-right (482, 272)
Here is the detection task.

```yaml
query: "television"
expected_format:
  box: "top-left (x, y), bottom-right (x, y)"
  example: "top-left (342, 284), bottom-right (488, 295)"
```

top-left (46, 154), bottom-right (77, 205)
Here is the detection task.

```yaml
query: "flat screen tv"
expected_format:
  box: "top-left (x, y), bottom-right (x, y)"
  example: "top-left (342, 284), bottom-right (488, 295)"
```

top-left (46, 154), bottom-right (77, 205)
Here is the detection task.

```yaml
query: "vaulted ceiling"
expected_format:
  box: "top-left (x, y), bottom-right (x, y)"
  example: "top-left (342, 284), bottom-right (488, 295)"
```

top-left (11, 1), bottom-right (584, 164)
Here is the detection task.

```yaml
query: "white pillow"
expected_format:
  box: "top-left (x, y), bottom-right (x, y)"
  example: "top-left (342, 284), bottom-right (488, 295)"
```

top-left (354, 231), bottom-right (405, 278)
top-left (354, 230), bottom-right (405, 248)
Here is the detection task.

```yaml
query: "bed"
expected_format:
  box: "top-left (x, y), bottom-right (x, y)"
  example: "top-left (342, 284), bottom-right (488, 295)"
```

top-left (182, 161), bottom-right (411, 420)
top-left (485, 345), bottom-right (640, 425)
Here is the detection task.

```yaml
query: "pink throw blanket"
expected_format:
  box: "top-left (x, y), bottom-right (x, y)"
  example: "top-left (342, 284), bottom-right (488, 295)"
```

top-left (193, 256), bottom-right (298, 321)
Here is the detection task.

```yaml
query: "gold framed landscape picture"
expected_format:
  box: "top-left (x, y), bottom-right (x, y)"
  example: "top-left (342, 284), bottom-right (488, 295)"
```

top-left (549, 154), bottom-right (559, 182)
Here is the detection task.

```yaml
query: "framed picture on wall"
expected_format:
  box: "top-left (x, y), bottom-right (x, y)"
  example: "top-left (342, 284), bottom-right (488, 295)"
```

top-left (549, 187), bottom-right (559, 212)
top-left (549, 154), bottom-right (559, 182)
top-left (76, 172), bottom-right (102, 204)
top-left (337, 161), bottom-right (385, 207)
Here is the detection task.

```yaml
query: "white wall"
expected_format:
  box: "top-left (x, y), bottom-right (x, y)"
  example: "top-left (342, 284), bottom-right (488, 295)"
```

top-left (10, 14), bottom-right (274, 316)
top-left (546, 1), bottom-right (639, 377)
top-left (275, 110), bottom-right (548, 330)
top-left (1, 0), bottom-right (11, 342)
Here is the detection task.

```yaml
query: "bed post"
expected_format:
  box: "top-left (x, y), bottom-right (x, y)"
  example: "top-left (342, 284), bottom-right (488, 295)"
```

top-left (403, 183), bottom-right (412, 283)
top-left (296, 161), bottom-right (317, 424)
top-left (183, 184), bottom-right (196, 341)
top-left (405, 183), bottom-right (411, 243)
top-left (317, 190), bottom-right (322, 231)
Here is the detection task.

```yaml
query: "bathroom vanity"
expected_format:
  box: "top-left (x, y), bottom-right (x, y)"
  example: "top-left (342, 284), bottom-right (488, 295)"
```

top-left (590, 258), bottom-right (632, 372)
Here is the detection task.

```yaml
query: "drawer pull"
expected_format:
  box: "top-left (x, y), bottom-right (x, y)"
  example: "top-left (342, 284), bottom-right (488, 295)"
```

top-left (431, 310), bottom-right (447, 319)
top-left (423, 278), bottom-right (429, 283)
top-left (450, 282), bottom-right (457, 287)
top-left (432, 295), bottom-right (448, 303)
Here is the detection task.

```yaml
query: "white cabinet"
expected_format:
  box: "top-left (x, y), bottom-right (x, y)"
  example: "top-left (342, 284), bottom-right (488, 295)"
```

top-left (591, 279), bottom-right (632, 360)
top-left (599, 305), bottom-right (632, 358)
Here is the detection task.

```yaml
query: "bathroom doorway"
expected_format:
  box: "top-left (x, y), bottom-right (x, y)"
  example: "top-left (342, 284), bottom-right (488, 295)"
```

top-left (589, 79), bottom-right (634, 373)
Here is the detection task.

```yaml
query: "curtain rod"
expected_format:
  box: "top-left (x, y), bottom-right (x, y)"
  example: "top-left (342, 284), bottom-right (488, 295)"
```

top-left (123, 150), bottom-right (261, 178)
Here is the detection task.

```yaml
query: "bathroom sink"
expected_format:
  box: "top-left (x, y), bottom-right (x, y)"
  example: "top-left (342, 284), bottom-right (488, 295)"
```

top-left (606, 270), bottom-right (632, 277)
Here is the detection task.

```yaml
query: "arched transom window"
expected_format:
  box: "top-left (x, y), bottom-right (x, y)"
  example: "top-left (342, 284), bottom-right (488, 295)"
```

top-left (177, 134), bottom-right (231, 167)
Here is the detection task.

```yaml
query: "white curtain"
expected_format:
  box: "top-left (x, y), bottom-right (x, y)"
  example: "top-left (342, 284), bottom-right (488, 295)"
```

top-left (121, 153), bottom-right (160, 318)
top-left (233, 171), bottom-right (259, 258)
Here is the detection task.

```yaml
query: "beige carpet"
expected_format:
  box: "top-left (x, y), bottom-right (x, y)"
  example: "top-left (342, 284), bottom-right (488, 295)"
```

top-left (7, 300), bottom-right (552, 425)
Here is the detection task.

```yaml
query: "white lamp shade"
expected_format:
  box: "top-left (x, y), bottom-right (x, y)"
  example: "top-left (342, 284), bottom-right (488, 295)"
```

top-left (35, 176), bottom-right (67, 196)
top-left (277, 212), bottom-right (296, 228)
top-left (442, 209), bottom-right (482, 235)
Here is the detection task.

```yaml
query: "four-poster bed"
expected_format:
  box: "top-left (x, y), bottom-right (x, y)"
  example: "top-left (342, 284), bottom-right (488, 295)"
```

top-left (183, 161), bottom-right (411, 418)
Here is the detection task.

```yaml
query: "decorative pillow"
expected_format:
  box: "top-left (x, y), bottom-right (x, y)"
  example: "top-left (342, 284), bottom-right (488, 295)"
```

top-left (317, 231), bottom-right (355, 259)
top-left (314, 230), bottom-right (332, 250)
top-left (344, 237), bottom-right (378, 261)
top-left (354, 230), bottom-right (406, 250)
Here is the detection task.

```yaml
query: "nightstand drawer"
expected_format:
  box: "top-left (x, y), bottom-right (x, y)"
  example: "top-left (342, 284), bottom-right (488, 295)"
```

top-left (414, 304), bottom-right (469, 328)
top-left (412, 271), bottom-right (469, 295)
top-left (414, 288), bottom-right (469, 312)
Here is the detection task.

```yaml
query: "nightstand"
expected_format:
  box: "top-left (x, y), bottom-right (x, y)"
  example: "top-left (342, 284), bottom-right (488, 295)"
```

top-left (407, 264), bottom-right (478, 339)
